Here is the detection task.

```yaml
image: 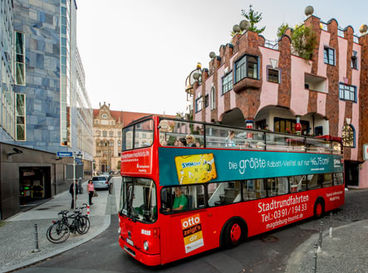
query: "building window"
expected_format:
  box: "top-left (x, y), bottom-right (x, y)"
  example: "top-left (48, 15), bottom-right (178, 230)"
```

top-left (351, 51), bottom-right (358, 70)
top-left (109, 131), bottom-right (113, 137)
top-left (195, 96), bottom-right (203, 113)
top-left (204, 94), bottom-right (209, 108)
top-left (109, 140), bottom-right (114, 147)
top-left (339, 83), bottom-right (356, 102)
top-left (15, 32), bottom-right (25, 85)
top-left (235, 55), bottom-right (259, 83)
top-left (274, 117), bottom-right (309, 135)
top-left (15, 93), bottom-right (26, 140)
top-left (210, 87), bottom-right (216, 110)
top-left (324, 47), bottom-right (335, 65)
top-left (103, 131), bottom-right (107, 137)
top-left (118, 140), bottom-right (121, 146)
top-left (267, 67), bottom-right (280, 83)
top-left (96, 130), bottom-right (101, 136)
top-left (222, 72), bottom-right (233, 94)
top-left (102, 114), bottom-right (107, 119)
top-left (342, 124), bottom-right (355, 147)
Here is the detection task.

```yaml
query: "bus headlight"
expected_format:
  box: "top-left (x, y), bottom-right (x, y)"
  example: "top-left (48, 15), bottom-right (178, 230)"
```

top-left (143, 241), bottom-right (149, 251)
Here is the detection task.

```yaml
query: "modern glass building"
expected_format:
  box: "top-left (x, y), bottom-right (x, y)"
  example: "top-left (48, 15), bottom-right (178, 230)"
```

top-left (0, 0), bottom-right (93, 219)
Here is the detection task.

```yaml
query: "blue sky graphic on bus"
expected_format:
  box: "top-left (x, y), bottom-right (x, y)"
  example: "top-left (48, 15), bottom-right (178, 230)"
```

top-left (159, 148), bottom-right (343, 186)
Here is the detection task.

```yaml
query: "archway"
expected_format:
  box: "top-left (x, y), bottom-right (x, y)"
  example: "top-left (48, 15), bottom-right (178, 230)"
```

top-left (220, 108), bottom-right (246, 128)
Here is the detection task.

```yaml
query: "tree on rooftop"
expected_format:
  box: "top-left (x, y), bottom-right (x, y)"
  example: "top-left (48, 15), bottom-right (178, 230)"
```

top-left (241, 5), bottom-right (266, 34)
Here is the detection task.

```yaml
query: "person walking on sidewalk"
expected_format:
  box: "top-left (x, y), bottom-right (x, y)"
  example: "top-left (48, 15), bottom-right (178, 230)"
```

top-left (69, 180), bottom-right (78, 209)
top-left (87, 180), bottom-right (95, 205)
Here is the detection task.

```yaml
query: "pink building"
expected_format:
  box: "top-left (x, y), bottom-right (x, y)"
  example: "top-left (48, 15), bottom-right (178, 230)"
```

top-left (188, 15), bottom-right (368, 188)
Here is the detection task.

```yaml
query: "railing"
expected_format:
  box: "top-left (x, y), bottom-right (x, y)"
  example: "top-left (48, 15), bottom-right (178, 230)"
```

top-left (158, 118), bottom-right (342, 155)
top-left (264, 39), bottom-right (278, 50)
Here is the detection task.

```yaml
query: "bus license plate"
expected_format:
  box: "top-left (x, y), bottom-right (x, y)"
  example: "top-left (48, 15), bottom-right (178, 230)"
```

top-left (126, 238), bottom-right (134, 246)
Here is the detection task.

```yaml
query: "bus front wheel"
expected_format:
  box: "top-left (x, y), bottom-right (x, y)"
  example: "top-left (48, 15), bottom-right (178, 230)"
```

top-left (314, 198), bottom-right (325, 219)
top-left (220, 218), bottom-right (247, 248)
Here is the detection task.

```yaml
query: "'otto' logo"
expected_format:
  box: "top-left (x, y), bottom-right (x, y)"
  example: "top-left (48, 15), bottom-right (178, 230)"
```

top-left (182, 216), bottom-right (200, 229)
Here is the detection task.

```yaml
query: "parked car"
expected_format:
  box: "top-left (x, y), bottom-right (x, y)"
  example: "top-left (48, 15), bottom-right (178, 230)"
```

top-left (92, 175), bottom-right (110, 190)
top-left (101, 172), bottom-right (112, 181)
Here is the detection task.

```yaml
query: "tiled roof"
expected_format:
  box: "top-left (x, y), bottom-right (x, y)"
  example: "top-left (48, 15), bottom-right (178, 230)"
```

top-left (93, 107), bottom-right (176, 127)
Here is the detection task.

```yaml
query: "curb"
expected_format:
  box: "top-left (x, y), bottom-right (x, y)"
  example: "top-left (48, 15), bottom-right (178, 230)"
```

top-left (1, 214), bottom-right (111, 273)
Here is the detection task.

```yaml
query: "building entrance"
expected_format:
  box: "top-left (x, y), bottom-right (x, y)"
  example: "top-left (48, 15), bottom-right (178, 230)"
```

top-left (344, 161), bottom-right (360, 187)
top-left (19, 167), bottom-right (51, 205)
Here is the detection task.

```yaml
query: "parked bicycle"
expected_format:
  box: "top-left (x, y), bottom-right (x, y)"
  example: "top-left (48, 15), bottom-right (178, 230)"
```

top-left (46, 203), bottom-right (90, 244)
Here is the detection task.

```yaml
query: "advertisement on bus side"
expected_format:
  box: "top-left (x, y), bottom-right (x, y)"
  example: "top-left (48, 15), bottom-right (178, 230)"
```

top-left (181, 214), bottom-right (204, 253)
top-left (159, 148), bottom-right (343, 186)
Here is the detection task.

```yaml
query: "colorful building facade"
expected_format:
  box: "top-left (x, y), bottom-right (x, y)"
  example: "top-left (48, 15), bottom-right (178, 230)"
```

top-left (190, 14), bottom-right (368, 188)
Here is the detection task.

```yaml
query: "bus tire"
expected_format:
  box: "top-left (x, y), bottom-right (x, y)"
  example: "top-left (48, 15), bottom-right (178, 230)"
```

top-left (220, 217), bottom-right (247, 248)
top-left (314, 198), bottom-right (325, 219)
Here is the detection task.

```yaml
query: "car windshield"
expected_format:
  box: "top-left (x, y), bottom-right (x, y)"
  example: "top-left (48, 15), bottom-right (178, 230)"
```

top-left (93, 177), bottom-right (106, 181)
top-left (120, 177), bottom-right (157, 223)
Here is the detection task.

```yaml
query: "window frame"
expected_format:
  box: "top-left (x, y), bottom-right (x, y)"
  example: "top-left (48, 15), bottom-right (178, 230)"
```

top-left (195, 96), bottom-right (203, 113)
top-left (339, 83), bottom-right (357, 102)
top-left (221, 71), bottom-right (233, 94)
top-left (351, 51), bottom-right (358, 70)
top-left (15, 93), bottom-right (26, 141)
top-left (14, 31), bottom-right (26, 86)
top-left (266, 66), bottom-right (280, 84)
top-left (234, 54), bottom-right (259, 83)
top-left (323, 46), bottom-right (335, 66)
top-left (210, 87), bottom-right (216, 110)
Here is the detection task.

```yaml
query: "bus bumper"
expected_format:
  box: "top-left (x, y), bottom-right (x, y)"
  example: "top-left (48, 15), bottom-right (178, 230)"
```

top-left (119, 236), bottom-right (161, 266)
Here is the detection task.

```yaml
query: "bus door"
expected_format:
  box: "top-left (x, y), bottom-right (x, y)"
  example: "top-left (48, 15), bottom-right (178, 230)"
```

top-left (160, 185), bottom-right (215, 263)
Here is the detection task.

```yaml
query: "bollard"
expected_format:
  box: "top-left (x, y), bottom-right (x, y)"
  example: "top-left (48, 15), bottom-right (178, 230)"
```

top-left (87, 204), bottom-right (90, 218)
top-left (32, 224), bottom-right (40, 253)
top-left (329, 212), bottom-right (333, 238)
top-left (318, 220), bottom-right (323, 250)
top-left (313, 243), bottom-right (318, 273)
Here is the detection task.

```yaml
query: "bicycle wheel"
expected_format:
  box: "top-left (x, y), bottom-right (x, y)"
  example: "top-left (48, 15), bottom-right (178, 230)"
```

top-left (46, 222), bottom-right (70, 243)
top-left (76, 216), bottom-right (90, 235)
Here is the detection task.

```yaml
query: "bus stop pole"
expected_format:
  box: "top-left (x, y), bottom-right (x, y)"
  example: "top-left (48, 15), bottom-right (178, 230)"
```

top-left (73, 153), bottom-right (76, 210)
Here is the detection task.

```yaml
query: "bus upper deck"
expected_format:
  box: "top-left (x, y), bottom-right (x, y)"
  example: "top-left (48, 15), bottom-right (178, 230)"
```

top-left (122, 116), bottom-right (342, 155)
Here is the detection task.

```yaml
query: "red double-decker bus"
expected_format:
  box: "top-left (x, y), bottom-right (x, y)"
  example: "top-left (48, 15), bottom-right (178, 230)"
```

top-left (118, 116), bottom-right (344, 266)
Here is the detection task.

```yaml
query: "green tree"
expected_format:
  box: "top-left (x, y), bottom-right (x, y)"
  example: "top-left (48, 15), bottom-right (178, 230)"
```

top-left (277, 23), bottom-right (289, 38)
top-left (291, 24), bottom-right (317, 60)
top-left (241, 5), bottom-right (265, 34)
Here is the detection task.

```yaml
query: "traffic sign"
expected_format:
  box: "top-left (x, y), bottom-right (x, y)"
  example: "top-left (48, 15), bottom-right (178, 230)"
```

top-left (75, 157), bottom-right (83, 165)
top-left (57, 151), bottom-right (73, 157)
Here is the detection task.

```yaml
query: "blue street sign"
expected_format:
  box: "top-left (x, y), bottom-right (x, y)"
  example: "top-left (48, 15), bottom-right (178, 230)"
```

top-left (57, 152), bottom-right (73, 157)
top-left (75, 157), bottom-right (83, 165)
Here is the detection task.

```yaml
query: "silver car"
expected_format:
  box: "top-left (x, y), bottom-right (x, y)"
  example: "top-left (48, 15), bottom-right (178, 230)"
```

top-left (92, 176), bottom-right (110, 190)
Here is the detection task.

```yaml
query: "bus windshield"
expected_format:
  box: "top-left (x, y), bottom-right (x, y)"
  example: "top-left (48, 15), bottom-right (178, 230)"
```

top-left (120, 177), bottom-right (157, 223)
top-left (122, 118), bottom-right (154, 151)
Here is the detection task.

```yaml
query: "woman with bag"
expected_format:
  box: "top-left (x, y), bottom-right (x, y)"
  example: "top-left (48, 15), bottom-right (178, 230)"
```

top-left (87, 180), bottom-right (95, 205)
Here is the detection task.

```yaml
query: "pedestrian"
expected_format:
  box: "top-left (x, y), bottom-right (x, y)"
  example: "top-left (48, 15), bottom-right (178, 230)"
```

top-left (69, 180), bottom-right (78, 209)
top-left (87, 180), bottom-right (95, 205)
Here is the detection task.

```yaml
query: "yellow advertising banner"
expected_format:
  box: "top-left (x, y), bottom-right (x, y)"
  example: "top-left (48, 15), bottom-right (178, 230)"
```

top-left (175, 153), bottom-right (217, 184)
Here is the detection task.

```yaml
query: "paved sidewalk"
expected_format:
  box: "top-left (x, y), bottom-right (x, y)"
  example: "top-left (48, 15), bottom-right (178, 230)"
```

top-left (286, 219), bottom-right (368, 273)
top-left (0, 177), bottom-right (121, 273)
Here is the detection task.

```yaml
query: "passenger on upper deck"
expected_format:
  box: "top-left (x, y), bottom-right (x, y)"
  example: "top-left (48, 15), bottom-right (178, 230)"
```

top-left (185, 135), bottom-right (196, 147)
top-left (226, 130), bottom-right (236, 147)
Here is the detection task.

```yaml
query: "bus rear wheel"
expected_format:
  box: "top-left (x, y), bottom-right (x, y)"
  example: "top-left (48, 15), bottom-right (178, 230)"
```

top-left (314, 198), bottom-right (325, 218)
top-left (221, 218), bottom-right (247, 248)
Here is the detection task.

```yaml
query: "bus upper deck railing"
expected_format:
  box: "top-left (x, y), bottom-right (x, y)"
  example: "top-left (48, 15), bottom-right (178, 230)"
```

top-left (157, 118), bottom-right (342, 155)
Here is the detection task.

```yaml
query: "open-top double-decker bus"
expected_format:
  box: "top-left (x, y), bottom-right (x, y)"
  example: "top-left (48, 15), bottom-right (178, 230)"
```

top-left (118, 116), bottom-right (344, 266)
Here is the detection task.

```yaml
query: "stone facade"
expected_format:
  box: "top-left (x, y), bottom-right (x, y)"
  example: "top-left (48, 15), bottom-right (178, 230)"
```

top-left (192, 14), bottom-right (368, 188)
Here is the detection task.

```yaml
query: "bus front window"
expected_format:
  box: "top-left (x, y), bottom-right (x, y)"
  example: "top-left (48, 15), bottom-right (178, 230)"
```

top-left (121, 177), bottom-right (157, 223)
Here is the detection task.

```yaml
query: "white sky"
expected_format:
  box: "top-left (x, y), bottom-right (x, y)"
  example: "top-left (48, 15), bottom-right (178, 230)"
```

top-left (77, 0), bottom-right (368, 115)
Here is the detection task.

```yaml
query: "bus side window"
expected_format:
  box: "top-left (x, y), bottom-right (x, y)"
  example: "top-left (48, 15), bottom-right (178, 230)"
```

top-left (322, 173), bottom-right (333, 187)
top-left (243, 179), bottom-right (266, 200)
top-left (290, 176), bottom-right (307, 192)
top-left (208, 181), bottom-right (241, 206)
top-left (333, 173), bottom-right (344, 185)
top-left (307, 174), bottom-right (320, 190)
